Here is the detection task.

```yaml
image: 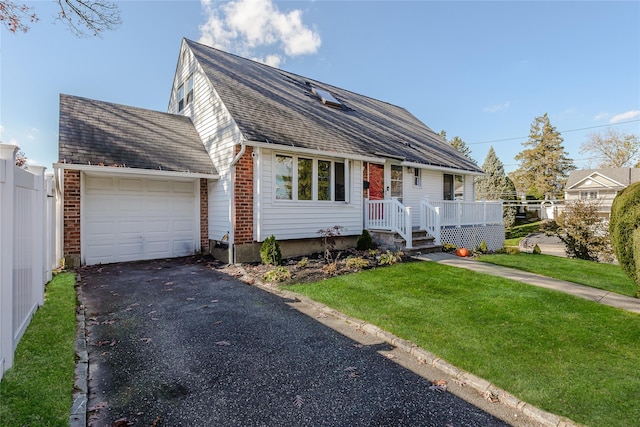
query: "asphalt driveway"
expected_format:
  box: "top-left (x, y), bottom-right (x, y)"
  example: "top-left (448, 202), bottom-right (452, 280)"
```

top-left (80, 257), bottom-right (517, 427)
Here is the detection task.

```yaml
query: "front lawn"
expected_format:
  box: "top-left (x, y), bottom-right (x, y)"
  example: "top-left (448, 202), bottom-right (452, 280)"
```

top-left (287, 262), bottom-right (640, 427)
top-left (478, 253), bottom-right (637, 297)
top-left (0, 273), bottom-right (77, 427)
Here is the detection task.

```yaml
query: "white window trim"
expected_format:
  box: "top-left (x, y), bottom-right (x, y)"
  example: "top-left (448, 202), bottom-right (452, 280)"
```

top-left (273, 153), bottom-right (349, 203)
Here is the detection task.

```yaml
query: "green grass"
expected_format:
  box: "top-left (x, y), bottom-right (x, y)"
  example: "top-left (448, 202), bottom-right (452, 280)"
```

top-left (478, 253), bottom-right (637, 297)
top-left (503, 237), bottom-right (521, 246)
top-left (505, 220), bottom-right (542, 239)
top-left (286, 262), bottom-right (640, 427)
top-left (0, 273), bottom-right (77, 427)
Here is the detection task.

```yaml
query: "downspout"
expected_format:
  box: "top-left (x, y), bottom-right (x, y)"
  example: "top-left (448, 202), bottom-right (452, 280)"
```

top-left (228, 141), bottom-right (246, 264)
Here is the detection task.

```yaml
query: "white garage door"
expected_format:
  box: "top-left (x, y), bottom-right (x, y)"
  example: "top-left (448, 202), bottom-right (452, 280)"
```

top-left (84, 176), bottom-right (198, 265)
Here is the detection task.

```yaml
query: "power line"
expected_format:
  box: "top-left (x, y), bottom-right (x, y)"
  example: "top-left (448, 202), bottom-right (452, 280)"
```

top-left (468, 119), bottom-right (640, 145)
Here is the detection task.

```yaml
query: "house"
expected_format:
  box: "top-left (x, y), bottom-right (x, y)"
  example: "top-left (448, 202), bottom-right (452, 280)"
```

top-left (564, 168), bottom-right (640, 219)
top-left (55, 38), bottom-right (504, 266)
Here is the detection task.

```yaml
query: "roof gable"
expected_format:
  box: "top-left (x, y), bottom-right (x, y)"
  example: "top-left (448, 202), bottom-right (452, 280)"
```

top-left (58, 94), bottom-right (217, 175)
top-left (566, 168), bottom-right (640, 190)
top-left (184, 39), bottom-right (482, 174)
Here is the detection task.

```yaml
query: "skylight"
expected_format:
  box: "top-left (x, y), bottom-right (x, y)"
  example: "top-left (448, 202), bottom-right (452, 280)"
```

top-left (311, 87), bottom-right (342, 109)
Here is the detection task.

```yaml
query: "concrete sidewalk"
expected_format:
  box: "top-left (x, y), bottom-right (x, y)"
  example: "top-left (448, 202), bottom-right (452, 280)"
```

top-left (415, 252), bottom-right (640, 314)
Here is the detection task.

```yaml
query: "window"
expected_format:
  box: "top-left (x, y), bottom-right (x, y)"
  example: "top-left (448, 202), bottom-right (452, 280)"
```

top-left (275, 154), bottom-right (347, 202)
top-left (413, 168), bottom-right (421, 187)
top-left (580, 191), bottom-right (598, 200)
top-left (390, 165), bottom-right (403, 202)
top-left (444, 174), bottom-right (464, 200)
top-left (178, 74), bottom-right (194, 111)
top-left (311, 86), bottom-right (342, 108)
top-left (298, 158), bottom-right (312, 200)
top-left (275, 155), bottom-right (293, 200)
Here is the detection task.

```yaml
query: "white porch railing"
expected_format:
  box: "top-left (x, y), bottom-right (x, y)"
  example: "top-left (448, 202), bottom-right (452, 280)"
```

top-left (419, 200), bottom-right (441, 245)
top-left (426, 199), bottom-right (503, 227)
top-left (364, 198), bottom-right (503, 250)
top-left (364, 198), bottom-right (413, 248)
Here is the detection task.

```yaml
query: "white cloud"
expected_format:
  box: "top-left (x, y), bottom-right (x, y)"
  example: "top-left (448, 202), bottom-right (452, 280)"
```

top-left (26, 127), bottom-right (39, 140)
top-left (252, 54), bottom-right (283, 68)
top-left (483, 101), bottom-right (510, 114)
top-left (609, 110), bottom-right (640, 124)
top-left (594, 112), bottom-right (609, 121)
top-left (199, 0), bottom-right (321, 67)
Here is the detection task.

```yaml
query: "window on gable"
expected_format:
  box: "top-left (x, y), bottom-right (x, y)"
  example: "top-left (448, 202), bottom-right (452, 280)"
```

top-left (178, 74), bottom-right (194, 111)
top-left (580, 191), bottom-right (598, 200)
top-left (275, 154), bottom-right (348, 202)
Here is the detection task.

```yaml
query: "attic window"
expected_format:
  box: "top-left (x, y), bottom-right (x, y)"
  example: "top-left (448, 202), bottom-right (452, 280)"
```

top-left (178, 74), bottom-right (194, 111)
top-left (311, 87), bottom-right (342, 109)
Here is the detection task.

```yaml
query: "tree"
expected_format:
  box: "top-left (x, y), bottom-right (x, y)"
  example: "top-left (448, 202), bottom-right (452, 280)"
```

top-left (475, 146), bottom-right (517, 228)
top-left (553, 199), bottom-right (612, 262)
top-left (510, 113), bottom-right (575, 200)
top-left (439, 130), bottom-right (476, 164)
top-left (579, 129), bottom-right (640, 168)
top-left (1, 0), bottom-right (121, 36)
top-left (15, 150), bottom-right (27, 168)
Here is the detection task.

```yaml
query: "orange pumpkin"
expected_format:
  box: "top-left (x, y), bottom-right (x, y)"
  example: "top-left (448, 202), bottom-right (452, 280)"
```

top-left (456, 247), bottom-right (469, 257)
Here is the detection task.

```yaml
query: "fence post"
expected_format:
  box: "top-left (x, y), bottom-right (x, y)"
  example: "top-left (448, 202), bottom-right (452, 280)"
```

top-left (27, 165), bottom-right (47, 306)
top-left (0, 144), bottom-right (18, 378)
top-left (405, 206), bottom-right (412, 249)
top-left (434, 207), bottom-right (441, 245)
top-left (482, 199), bottom-right (487, 226)
top-left (363, 198), bottom-right (369, 229)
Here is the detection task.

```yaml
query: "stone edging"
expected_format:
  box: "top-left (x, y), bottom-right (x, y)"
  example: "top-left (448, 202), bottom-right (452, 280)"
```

top-left (70, 274), bottom-right (87, 427)
top-left (239, 267), bottom-right (584, 427)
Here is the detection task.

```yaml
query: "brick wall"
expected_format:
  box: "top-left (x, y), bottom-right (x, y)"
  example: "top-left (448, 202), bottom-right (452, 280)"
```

top-left (369, 163), bottom-right (384, 200)
top-left (233, 146), bottom-right (254, 244)
top-left (63, 169), bottom-right (81, 260)
top-left (200, 178), bottom-right (209, 250)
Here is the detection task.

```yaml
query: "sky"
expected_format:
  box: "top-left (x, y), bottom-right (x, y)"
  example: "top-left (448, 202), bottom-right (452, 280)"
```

top-left (1, 0), bottom-right (639, 173)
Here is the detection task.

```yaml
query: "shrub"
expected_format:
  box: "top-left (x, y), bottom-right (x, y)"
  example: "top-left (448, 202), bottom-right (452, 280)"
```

top-left (260, 235), bottom-right (282, 266)
top-left (356, 229), bottom-right (373, 251)
top-left (377, 250), bottom-right (403, 265)
top-left (318, 226), bottom-right (344, 264)
top-left (477, 241), bottom-right (488, 254)
top-left (345, 256), bottom-right (370, 270)
top-left (532, 244), bottom-right (541, 255)
top-left (297, 257), bottom-right (309, 268)
top-left (322, 262), bottom-right (338, 275)
top-left (263, 266), bottom-right (290, 282)
top-left (442, 243), bottom-right (457, 253)
top-left (553, 200), bottom-right (612, 262)
top-left (610, 182), bottom-right (640, 294)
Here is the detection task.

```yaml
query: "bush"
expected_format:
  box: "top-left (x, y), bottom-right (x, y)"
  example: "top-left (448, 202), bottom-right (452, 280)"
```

top-left (553, 200), bottom-right (612, 262)
top-left (356, 229), bottom-right (373, 251)
top-left (377, 250), bottom-right (403, 265)
top-left (345, 256), bottom-right (370, 270)
top-left (610, 182), bottom-right (640, 295)
top-left (263, 266), bottom-right (290, 282)
top-left (442, 243), bottom-right (457, 253)
top-left (532, 244), bottom-right (541, 255)
top-left (477, 241), bottom-right (488, 254)
top-left (260, 235), bottom-right (282, 266)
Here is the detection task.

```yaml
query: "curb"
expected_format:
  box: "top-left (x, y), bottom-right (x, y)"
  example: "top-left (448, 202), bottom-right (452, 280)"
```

top-left (240, 267), bottom-right (583, 427)
top-left (70, 274), bottom-right (87, 427)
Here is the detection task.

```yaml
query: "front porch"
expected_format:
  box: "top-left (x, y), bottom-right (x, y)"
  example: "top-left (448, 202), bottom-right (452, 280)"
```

top-left (364, 198), bottom-right (505, 252)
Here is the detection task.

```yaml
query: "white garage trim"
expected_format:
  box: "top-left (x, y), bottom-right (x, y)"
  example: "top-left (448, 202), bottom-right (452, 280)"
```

top-left (81, 173), bottom-right (202, 265)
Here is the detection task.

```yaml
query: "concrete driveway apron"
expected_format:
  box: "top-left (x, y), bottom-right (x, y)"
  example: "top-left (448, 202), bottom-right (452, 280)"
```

top-left (80, 257), bottom-right (514, 427)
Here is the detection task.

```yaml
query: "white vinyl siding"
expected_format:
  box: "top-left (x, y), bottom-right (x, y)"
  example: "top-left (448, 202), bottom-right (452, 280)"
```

top-left (83, 175), bottom-right (198, 265)
top-left (169, 41), bottom-right (243, 242)
top-left (257, 148), bottom-right (363, 241)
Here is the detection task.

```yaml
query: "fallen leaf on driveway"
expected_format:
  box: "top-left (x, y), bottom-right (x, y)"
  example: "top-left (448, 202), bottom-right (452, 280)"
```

top-left (293, 395), bottom-right (304, 408)
top-left (140, 337), bottom-right (152, 344)
top-left (88, 401), bottom-right (108, 411)
top-left (429, 385), bottom-right (446, 393)
top-left (432, 379), bottom-right (447, 387)
top-left (112, 418), bottom-right (133, 427)
top-left (186, 297), bottom-right (195, 301)
top-left (484, 391), bottom-right (500, 403)
top-left (215, 341), bottom-right (231, 346)
top-left (385, 353), bottom-right (396, 360)
top-left (453, 379), bottom-right (466, 387)
top-left (164, 281), bottom-right (174, 286)
top-left (150, 415), bottom-right (161, 426)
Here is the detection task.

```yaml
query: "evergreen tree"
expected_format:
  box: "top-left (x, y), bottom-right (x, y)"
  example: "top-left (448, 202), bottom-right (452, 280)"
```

top-left (439, 130), bottom-right (476, 164)
top-left (475, 146), bottom-right (517, 227)
top-left (510, 113), bottom-right (574, 199)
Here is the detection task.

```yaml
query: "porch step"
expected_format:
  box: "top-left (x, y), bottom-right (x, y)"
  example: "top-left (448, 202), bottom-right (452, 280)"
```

top-left (369, 229), bottom-right (442, 255)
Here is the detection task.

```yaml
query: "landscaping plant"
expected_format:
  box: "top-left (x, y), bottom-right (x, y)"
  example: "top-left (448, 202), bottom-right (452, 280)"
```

top-left (610, 181), bottom-right (640, 296)
top-left (260, 235), bottom-right (282, 266)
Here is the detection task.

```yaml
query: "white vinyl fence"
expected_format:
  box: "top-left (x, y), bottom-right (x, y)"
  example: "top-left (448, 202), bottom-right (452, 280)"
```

top-left (0, 144), bottom-right (57, 381)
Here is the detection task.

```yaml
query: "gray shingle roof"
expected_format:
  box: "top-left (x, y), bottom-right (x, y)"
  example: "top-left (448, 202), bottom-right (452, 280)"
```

top-left (186, 39), bottom-right (482, 174)
top-left (566, 168), bottom-right (640, 189)
top-left (58, 94), bottom-right (217, 175)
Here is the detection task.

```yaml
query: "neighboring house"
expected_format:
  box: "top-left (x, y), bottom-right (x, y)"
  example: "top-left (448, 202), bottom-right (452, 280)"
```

top-left (55, 38), bottom-right (503, 266)
top-left (564, 168), bottom-right (640, 219)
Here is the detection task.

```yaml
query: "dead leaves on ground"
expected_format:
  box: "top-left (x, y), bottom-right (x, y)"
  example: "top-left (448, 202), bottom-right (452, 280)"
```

top-left (429, 379), bottom-right (448, 393)
top-left (293, 395), bottom-right (304, 408)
